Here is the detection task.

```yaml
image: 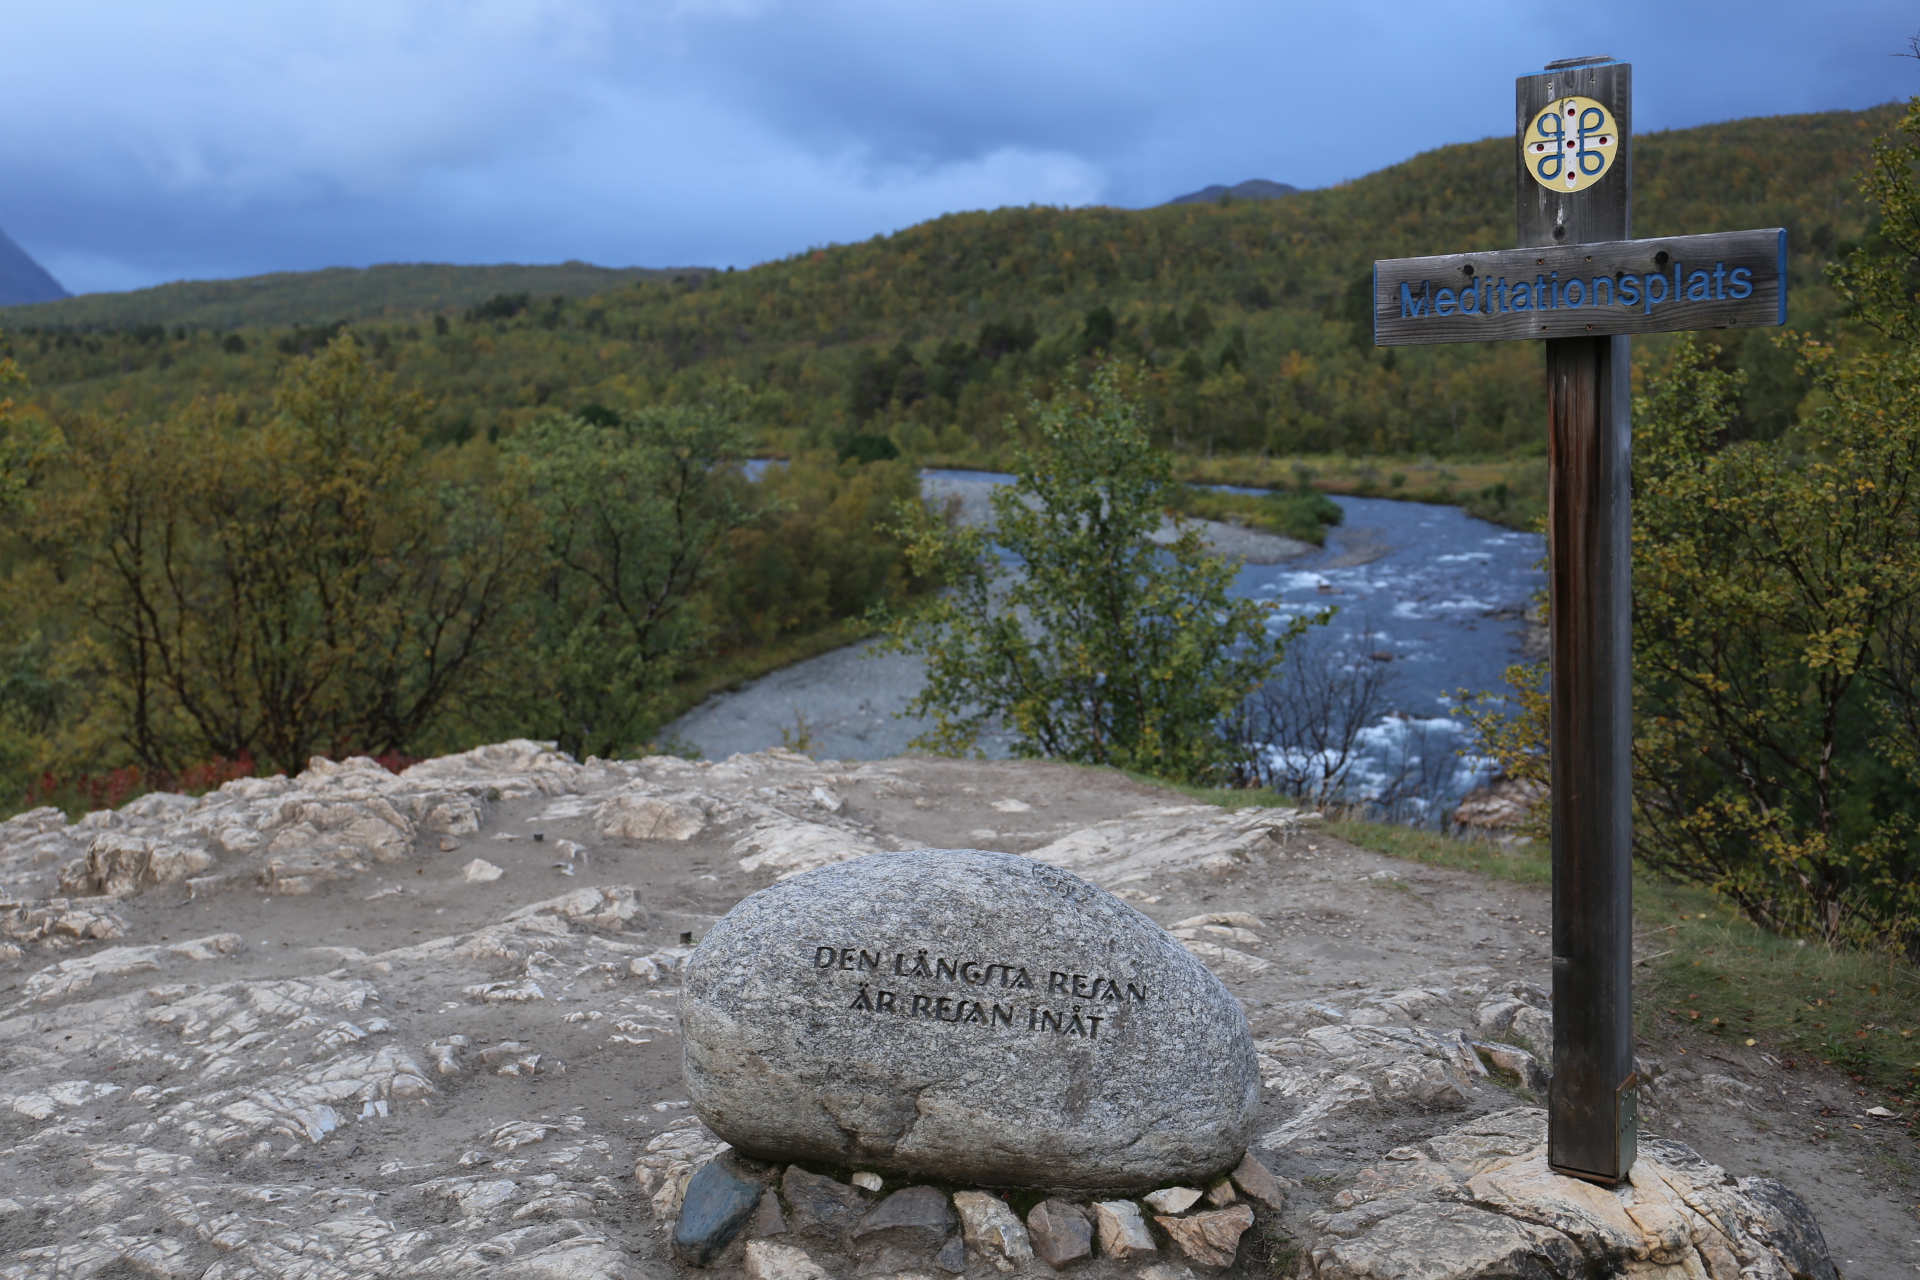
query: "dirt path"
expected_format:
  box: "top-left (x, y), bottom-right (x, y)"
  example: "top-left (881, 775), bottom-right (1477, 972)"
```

top-left (0, 748), bottom-right (1907, 1277)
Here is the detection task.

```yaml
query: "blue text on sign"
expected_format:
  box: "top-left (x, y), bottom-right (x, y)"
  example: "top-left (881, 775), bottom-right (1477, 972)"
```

top-left (1400, 261), bottom-right (1752, 320)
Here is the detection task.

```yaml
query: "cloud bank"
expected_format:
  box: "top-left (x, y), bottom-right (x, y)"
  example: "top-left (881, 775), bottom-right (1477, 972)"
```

top-left (3, 0), bottom-right (1915, 293)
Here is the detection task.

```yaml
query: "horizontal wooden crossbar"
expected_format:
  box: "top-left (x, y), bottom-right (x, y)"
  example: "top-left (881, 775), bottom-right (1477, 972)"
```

top-left (1373, 228), bottom-right (1785, 346)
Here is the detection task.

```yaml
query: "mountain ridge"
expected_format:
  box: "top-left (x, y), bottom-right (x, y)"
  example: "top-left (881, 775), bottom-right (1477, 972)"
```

top-left (0, 229), bottom-right (69, 306)
top-left (1164, 179), bottom-right (1302, 205)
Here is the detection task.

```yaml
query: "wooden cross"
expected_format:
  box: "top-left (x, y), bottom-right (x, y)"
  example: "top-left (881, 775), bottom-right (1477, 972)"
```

top-left (1371, 57), bottom-right (1786, 1184)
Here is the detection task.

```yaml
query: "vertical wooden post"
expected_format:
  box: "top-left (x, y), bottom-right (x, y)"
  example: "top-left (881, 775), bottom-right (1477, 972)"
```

top-left (1544, 334), bottom-right (1637, 1182)
top-left (1518, 57), bottom-right (1638, 1183)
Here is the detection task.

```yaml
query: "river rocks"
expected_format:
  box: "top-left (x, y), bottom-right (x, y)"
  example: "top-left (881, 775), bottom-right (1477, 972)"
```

top-left (1156, 1204), bottom-right (1255, 1269)
top-left (682, 849), bottom-right (1259, 1189)
top-left (672, 1157), bottom-right (765, 1265)
top-left (1092, 1200), bottom-right (1157, 1261)
top-left (744, 1240), bottom-right (831, 1280)
top-left (853, 1185), bottom-right (955, 1248)
top-left (751, 1189), bottom-right (788, 1237)
top-left (953, 1190), bottom-right (1034, 1265)
top-left (1227, 1151), bottom-right (1287, 1211)
top-left (1144, 1186), bottom-right (1204, 1214)
top-left (780, 1166), bottom-right (870, 1239)
top-left (1026, 1198), bottom-right (1093, 1269)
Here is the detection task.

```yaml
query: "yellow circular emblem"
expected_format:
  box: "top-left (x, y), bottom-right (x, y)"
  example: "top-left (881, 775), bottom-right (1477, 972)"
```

top-left (1524, 96), bottom-right (1618, 193)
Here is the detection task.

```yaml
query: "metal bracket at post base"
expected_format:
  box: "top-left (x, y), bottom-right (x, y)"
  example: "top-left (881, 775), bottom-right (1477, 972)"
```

top-left (1550, 1072), bottom-right (1639, 1184)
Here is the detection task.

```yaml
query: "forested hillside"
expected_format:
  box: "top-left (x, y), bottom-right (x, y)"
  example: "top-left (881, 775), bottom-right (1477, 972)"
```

top-left (0, 104), bottom-right (1897, 473)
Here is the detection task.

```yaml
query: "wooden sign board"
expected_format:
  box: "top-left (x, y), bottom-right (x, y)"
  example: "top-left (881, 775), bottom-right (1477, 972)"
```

top-left (1373, 227), bottom-right (1786, 346)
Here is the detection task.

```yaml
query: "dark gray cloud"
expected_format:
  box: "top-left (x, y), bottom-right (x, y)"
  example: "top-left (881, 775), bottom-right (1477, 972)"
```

top-left (2, 0), bottom-right (1914, 294)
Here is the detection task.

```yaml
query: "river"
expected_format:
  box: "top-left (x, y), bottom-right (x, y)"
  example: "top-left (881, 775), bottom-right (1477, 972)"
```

top-left (666, 471), bottom-right (1545, 815)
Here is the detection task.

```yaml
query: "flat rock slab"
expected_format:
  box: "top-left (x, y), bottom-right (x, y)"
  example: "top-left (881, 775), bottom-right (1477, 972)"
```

top-left (682, 849), bottom-right (1259, 1189)
top-left (1308, 1108), bottom-right (1836, 1280)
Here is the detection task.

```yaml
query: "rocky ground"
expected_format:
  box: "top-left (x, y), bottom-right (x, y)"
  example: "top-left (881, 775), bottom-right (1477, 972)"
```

top-left (0, 743), bottom-right (1909, 1278)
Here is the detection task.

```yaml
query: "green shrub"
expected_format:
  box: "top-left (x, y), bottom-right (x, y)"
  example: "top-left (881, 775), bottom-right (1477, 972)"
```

top-left (882, 365), bottom-right (1317, 783)
top-left (505, 392), bottom-right (752, 760)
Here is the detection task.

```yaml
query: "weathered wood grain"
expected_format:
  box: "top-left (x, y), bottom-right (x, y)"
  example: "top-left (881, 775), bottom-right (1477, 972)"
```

top-left (1373, 227), bottom-right (1786, 346)
top-left (1517, 61), bottom-right (1632, 248)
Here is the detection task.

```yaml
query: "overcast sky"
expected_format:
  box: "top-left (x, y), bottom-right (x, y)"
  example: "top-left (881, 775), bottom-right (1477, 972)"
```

top-left (4, 1), bottom-right (1916, 295)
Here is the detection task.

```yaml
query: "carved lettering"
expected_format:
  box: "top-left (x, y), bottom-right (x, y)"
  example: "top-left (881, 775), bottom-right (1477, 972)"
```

top-left (812, 942), bottom-right (1144, 1040)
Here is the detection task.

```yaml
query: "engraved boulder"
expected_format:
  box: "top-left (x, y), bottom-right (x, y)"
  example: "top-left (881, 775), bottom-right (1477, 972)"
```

top-left (681, 849), bottom-right (1259, 1190)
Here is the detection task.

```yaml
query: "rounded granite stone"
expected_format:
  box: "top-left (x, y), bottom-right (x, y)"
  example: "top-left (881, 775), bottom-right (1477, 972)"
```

top-left (681, 849), bottom-right (1259, 1190)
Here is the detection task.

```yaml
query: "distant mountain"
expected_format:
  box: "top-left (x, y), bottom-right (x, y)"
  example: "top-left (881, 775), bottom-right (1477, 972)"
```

top-left (1164, 179), bottom-right (1301, 206)
top-left (0, 260), bottom-right (703, 329)
top-left (0, 228), bottom-right (69, 305)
